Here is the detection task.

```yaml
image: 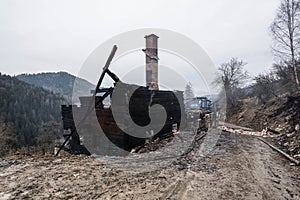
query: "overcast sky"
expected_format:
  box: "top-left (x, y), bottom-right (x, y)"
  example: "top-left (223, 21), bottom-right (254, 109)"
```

top-left (0, 0), bottom-right (279, 81)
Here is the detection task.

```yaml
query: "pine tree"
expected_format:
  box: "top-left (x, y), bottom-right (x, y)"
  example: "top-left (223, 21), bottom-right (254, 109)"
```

top-left (184, 82), bottom-right (195, 100)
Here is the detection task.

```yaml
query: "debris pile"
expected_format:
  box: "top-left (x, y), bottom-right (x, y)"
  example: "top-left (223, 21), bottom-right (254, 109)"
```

top-left (261, 93), bottom-right (300, 159)
top-left (276, 127), bottom-right (300, 159)
top-left (226, 92), bottom-right (300, 159)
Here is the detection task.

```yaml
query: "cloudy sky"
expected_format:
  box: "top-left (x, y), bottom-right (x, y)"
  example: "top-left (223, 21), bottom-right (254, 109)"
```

top-left (0, 0), bottom-right (279, 83)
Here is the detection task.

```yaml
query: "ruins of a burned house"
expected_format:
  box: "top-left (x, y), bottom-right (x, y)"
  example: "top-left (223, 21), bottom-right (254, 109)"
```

top-left (58, 34), bottom-right (185, 156)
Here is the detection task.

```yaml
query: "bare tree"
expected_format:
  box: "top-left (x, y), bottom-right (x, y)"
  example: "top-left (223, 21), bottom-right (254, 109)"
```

top-left (253, 73), bottom-right (278, 103)
top-left (214, 58), bottom-right (248, 108)
top-left (271, 0), bottom-right (300, 90)
top-left (273, 61), bottom-right (297, 92)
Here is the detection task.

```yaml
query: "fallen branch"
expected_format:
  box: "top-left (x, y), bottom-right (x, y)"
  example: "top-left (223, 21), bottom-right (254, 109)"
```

top-left (258, 138), bottom-right (300, 166)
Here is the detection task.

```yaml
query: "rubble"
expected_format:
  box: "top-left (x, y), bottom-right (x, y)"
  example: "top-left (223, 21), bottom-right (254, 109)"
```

top-left (226, 92), bottom-right (300, 159)
top-left (59, 36), bottom-right (184, 156)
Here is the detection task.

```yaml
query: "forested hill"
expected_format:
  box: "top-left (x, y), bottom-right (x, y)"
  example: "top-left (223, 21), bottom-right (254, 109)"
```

top-left (0, 73), bottom-right (65, 155)
top-left (16, 72), bottom-right (95, 103)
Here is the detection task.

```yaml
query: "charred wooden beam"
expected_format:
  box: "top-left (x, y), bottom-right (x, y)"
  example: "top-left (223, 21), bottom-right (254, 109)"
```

top-left (95, 45), bottom-right (118, 95)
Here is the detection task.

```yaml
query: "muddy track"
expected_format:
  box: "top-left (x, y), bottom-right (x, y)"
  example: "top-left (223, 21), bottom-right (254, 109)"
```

top-left (179, 131), bottom-right (300, 200)
top-left (0, 130), bottom-right (299, 199)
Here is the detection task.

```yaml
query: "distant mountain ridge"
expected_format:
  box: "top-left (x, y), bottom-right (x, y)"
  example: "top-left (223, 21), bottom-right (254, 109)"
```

top-left (16, 72), bottom-right (95, 103)
top-left (0, 73), bottom-right (65, 155)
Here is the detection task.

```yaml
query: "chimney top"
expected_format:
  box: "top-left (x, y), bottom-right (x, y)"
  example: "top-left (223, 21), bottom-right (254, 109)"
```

top-left (144, 34), bottom-right (159, 39)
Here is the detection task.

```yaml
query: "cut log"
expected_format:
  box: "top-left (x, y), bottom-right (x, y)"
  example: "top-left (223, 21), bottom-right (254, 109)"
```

top-left (258, 138), bottom-right (300, 166)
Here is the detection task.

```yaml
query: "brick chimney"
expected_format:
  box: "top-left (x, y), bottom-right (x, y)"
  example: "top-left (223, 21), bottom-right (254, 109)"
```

top-left (143, 34), bottom-right (159, 90)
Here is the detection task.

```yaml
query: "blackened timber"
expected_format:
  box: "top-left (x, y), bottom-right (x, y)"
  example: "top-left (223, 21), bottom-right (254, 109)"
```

top-left (95, 45), bottom-right (118, 95)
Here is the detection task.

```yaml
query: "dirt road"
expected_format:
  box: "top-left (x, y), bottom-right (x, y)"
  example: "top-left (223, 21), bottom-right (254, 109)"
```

top-left (0, 130), bottom-right (299, 199)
